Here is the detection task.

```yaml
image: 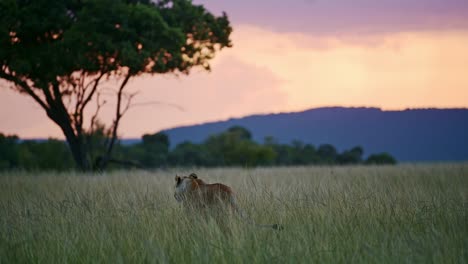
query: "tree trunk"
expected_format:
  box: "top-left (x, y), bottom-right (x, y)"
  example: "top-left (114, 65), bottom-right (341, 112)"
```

top-left (65, 133), bottom-right (90, 171)
top-left (47, 109), bottom-right (91, 171)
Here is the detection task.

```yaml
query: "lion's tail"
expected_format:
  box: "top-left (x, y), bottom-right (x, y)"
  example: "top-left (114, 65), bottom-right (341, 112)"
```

top-left (229, 196), bottom-right (283, 230)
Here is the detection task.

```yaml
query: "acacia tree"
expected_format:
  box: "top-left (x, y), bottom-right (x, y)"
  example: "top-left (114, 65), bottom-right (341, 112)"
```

top-left (0, 0), bottom-right (232, 170)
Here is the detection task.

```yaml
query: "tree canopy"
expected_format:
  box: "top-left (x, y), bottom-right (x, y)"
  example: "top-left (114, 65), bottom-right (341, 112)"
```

top-left (0, 0), bottom-right (232, 170)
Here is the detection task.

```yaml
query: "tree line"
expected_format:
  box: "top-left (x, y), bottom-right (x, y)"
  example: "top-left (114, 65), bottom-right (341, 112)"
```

top-left (0, 126), bottom-right (396, 171)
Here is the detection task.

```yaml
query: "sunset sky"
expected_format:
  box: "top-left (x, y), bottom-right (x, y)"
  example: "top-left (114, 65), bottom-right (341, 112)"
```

top-left (1, 0), bottom-right (468, 138)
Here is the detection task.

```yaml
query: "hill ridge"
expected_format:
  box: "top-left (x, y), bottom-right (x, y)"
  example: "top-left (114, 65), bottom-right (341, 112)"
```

top-left (158, 107), bottom-right (468, 162)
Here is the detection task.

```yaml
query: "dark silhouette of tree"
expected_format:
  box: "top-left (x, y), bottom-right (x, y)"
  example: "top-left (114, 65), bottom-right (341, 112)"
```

top-left (337, 146), bottom-right (363, 164)
top-left (169, 141), bottom-right (213, 167)
top-left (138, 132), bottom-right (170, 167)
top-left (290, 140), bottom-right (306, 164)
top-left (365, 153), bottom-right (397, 165)
top-left (17, 139), bottom-right (74, 170)
top-left (0, 133), bottom-right (20, 169)
top-left (263, 136), bottom-right (292, 165)
top-left (317, 144), bottom-right (338, 164)
top-left (302, 144), bottom-right (320, 164)
top-left (227, 126), bottom-right (252, 141)
top-left (0, 0), bottom-right (232, 170)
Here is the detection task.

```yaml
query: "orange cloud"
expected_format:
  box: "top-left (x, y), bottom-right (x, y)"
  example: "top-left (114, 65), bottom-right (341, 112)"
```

top-left (1, 25), bottom-right (467, 138)
top-left (226, 26), bottom-right (468, 111)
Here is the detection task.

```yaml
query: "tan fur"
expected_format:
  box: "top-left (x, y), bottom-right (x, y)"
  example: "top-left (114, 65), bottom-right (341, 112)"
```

top-left (174, 173), bottom-right (234, 210)
top-left (174, 173), bottom-right (283, 231)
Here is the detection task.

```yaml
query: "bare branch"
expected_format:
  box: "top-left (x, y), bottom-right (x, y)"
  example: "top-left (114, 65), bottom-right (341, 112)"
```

top-left (89, 92), bottom-right (107, 132)
top-left (111, 72), bottom-right (131, 132)
top-left (0, 70), bottom-right (49, 111)
top-left (98, 71), bottom-right (132, 170)
top-left (80, 72), bottom-right (104, 114)
top-left (73, 80), bottom-right (82, 130)
top-left (120, 91), bottom-right (139, 117)
top-left (71, 72), bottom-right (105, 136)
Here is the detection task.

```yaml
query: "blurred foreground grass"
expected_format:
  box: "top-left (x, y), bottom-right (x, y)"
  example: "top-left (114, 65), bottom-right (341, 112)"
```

top-left (0, 164), bottom-right (467, 263)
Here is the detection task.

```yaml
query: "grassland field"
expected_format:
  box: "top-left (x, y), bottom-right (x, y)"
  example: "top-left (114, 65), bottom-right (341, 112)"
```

top-left (0, 164), bottom-right (467, 263)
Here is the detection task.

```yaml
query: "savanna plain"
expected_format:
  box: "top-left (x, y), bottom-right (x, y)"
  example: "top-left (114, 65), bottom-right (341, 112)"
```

top-left (0, 164), bottom-right (467, 263)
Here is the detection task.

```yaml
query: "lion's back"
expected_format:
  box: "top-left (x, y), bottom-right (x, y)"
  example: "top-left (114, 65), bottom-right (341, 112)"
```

top-left (198, 183), bottom-right (234, 205)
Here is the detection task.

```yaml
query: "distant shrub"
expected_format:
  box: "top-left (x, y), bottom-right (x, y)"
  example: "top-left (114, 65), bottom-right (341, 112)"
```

top-left (365, 153), bottom-right (397, 165)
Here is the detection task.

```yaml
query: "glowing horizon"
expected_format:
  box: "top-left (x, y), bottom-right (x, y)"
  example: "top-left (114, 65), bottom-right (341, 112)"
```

top-left (1, 1), bottom-right (468, 138)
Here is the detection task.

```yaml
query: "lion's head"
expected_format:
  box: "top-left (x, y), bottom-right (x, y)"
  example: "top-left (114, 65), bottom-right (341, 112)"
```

top-left (174, 173), bottom-right (204, 202)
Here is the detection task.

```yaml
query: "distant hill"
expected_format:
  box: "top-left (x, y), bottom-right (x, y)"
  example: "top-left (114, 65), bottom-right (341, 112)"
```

top-left (156, 107), bottom-right (468, 162)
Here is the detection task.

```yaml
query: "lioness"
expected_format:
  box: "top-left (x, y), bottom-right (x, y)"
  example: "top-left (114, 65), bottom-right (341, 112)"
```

top-left (174, 173), bottom-right (282, 230)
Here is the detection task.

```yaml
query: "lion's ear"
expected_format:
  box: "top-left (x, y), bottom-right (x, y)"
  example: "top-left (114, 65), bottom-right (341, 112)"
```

top-left (175, 175), bottom-right (181, 183)
top-left (189, 173), bottom-right (198, 179)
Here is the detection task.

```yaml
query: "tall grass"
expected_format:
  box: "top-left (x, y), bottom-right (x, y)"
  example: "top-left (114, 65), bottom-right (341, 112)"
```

top-left (1, 164), bottom-right (467, 263)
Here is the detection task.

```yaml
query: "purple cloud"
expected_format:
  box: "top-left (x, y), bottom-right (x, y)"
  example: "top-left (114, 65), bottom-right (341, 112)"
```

top-left (195, 0), bottom-right (468, 34)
